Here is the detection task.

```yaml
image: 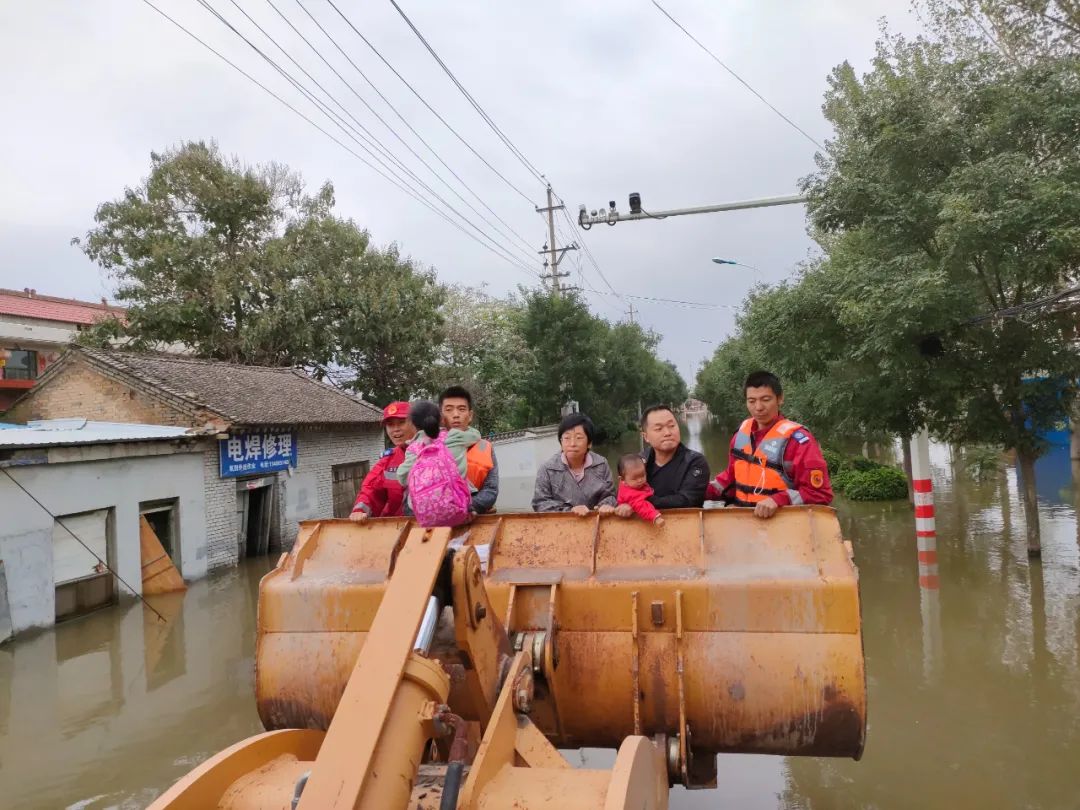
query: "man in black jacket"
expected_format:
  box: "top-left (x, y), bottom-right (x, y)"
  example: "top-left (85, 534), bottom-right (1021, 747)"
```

top-left (615, 404), bottom-right (710, 517)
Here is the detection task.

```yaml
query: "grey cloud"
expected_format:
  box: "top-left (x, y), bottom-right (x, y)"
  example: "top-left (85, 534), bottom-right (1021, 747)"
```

top-left (0, 0), bottom-right (918, 385)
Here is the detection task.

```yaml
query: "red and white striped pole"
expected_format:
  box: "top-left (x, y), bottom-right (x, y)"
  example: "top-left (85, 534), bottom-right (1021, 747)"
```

top-left (911, 428), bottom-right (943, 679)
top-left (910, 428), bottom-right (939, 590)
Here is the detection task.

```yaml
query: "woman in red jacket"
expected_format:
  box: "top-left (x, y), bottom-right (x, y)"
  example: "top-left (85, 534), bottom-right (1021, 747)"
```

top-left (349, 401), bottom-right (417, 520)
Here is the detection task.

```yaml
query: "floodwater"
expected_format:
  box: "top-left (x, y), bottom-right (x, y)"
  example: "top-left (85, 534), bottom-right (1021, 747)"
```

top-left (3, 418), bottom-right (1080, 809)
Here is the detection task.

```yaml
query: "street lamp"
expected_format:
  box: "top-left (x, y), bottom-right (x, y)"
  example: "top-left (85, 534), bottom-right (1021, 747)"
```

top-left (712, 257), bottom-right (760, 273)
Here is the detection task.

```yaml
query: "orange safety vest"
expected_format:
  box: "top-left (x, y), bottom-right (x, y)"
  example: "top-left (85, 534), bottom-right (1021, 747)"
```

top-left (466, 440), bottom-right (494, 490)
top-left (730, 418), bottom-right (803, 507)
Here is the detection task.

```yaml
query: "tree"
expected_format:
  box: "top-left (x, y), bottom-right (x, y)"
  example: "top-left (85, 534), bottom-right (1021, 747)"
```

top-left (799, 28), bottom-right (1080, 553)
top-left (695, 246), bottom-right (927, 449)
top-left (419, 285), bottom-right (534, 433)
top-left (516, 290), bottom-right (688, 439)
top-left (75, 141), bottom-right (445, 403)
top-left (517, 290), bottom-right (608, 430)
top-left (593, 322), bottom-right (688, 433)
top-left (917, 0), bottom-right (1080, 63)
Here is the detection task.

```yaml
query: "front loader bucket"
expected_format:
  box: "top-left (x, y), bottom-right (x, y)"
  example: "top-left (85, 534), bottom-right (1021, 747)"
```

top-left (256, 507), bottom-right (866, 760)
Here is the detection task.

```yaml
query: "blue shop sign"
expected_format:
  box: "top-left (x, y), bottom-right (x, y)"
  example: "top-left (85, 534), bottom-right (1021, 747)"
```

top-left (219, 430), bottom-right (297, 477)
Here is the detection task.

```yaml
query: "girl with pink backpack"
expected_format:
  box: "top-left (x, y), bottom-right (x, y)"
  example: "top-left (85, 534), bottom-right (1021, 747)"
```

top-left (396, 400), bottom-right (476, 527)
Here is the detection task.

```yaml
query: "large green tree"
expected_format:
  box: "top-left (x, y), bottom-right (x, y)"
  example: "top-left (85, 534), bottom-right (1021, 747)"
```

top-left (419, 285), bottom-right (534, 433)
top-left (698, 14), bottom-right (1080, 552)
top-left (694, 247), bottom-right (931, 449)
top-left (75, 141), bottom-right (445, 403)
top-left (917, 0), bottom-right (1079, 62)
top-left (517, 290), bottom-right (687, 439)
top-left (805, 31), bottom-right (1080, 553)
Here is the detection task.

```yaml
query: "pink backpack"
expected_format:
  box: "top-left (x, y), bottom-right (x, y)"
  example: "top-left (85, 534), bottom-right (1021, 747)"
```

top-left (407, 434), bottom-right (472, 528)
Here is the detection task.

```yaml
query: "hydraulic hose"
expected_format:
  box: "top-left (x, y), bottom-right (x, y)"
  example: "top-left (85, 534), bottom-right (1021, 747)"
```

top-left (440, 762), bottom-right (464, 810)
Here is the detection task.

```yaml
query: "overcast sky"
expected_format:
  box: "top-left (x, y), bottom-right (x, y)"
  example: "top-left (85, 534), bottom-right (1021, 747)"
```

top-left (0, 0), bottom-right (921, 384)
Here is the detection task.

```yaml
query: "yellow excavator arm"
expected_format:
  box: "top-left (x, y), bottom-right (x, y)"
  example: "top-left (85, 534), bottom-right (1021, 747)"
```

top-left (149, 507), bottom-right (865, 809)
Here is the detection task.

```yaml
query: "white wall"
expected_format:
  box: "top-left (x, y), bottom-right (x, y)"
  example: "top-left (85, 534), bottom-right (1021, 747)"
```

top-left (0, 313), bottom-right (74, 347)
top-left (0, 446), bottom-right (206, 635)
top-left (494, 431), bottom-right (561, 513)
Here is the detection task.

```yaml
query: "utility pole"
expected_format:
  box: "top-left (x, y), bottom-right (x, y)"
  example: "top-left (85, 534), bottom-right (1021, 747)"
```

top-left (537, 186), bottom-right (575, 296)
top-left (626, 301), bottom-right (637, 324)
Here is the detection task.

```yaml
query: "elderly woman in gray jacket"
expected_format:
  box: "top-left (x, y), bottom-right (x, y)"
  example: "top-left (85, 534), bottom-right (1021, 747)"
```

top-left (532, 413), bottom-right (617, 515)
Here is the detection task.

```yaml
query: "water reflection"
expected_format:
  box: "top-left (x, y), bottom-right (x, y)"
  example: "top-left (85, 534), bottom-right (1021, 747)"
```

top-left (0, 558), bottom-right (273, 810)
top-left (1, 419), bottom-right (1078, 809)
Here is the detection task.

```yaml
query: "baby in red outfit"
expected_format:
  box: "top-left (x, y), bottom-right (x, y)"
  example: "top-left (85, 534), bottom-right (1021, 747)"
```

top-left (616, 454), bottom-right (665, 526)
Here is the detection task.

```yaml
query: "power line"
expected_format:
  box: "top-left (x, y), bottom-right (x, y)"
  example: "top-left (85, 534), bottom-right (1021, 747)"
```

top-left (568, 261), bottom-right (631, 316)
top-left (202, 0), bottom-right (537, 271)
top-left (385, 0), bottom-right (548, 185)
top-left (138, 1), bottom-right (430, 213)
top-left (966, 284), bottom-right (1080, 325)
top-left (259, 0), bottom-right (537, 262)
top-left (191, 0), bottom-right (541, 277)
top-left (565, 217), bottom-right (614, 294)
top-left (335, 0), bottom-right (613, 303)
top-left (651, 0), bottom-right (825, 152)
top-left (218, 1), bottom-right (425, 181)
top-left (1, 467), bottom-right (167, 623)
top-left (556, 198), bottom-right (622, 302)
top-left (291, 0), bottom-right (538, 255)
top-left (323, 0), bottom-right (538, 206)
top-left (587, 289), bottom-right (739, 310)
top-left (140, 0), bottom-right (540, 279)
top-left (576, 274), bottom-right (630, 318)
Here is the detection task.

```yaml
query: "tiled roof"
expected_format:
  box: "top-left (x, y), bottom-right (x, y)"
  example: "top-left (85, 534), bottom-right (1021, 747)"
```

top-left (0, 289), bottom-right (126, 326)
top-left (77, 348), bottom-right (382, 427)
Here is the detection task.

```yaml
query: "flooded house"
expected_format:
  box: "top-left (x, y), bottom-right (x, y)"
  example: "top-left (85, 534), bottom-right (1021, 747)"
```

top-left (0, 347), bottom-right (385, 639)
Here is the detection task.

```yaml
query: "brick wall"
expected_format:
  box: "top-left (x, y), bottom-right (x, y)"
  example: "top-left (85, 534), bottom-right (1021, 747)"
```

top-left (273, 427), bottom-right (384, 551)
top-left (202, 442), bottom-right (240, 570)
top-left (4, 357), bottom-right (217, 427)
top-left (202, 427), bottom-right (384, 570)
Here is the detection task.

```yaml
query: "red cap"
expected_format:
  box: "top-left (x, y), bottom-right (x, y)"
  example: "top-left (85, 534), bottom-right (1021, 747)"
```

top-left (382, 401), bottom-right (411, 422)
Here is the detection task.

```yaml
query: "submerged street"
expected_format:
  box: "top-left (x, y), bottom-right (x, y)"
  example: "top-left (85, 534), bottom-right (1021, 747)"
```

top-left (2, 418), bottom-right (1078, 809)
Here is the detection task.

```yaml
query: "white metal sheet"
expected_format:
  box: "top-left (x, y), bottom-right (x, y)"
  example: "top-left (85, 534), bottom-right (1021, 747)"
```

top-left (53, 509), bottom-right (108, 585)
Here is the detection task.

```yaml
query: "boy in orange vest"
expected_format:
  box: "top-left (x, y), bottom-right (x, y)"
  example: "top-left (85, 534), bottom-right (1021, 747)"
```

top-left (706, 371), bottom-right (832, 518)
top-left (439, 386), bottom-right (498, 514)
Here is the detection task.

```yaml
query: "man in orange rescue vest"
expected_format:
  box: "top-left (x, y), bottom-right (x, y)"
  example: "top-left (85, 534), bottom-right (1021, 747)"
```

top-left (706, 370), bottom-right (832, 518)
top-left (349, 401), bottom-right (417, 520)
top-left (440, 385), bottom-right (498, 514)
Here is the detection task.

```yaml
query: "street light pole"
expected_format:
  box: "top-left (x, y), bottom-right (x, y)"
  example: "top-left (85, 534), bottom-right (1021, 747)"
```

top-left (578, 193), bottom-right (806, 228)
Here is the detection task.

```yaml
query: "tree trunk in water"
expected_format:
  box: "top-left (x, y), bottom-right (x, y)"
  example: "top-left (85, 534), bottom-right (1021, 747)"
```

top-left (950, 444), bottom-right (964, 472)
top-left (901, 435), bottom-right (914, 504)
top-left (1016, 448), bottom-right (1041, 557)
top-left (1071, 398), bottom-right (1080, 460)
top-left (1074, 460), bottom-right (1080, 554)
top-left (1029, 556), bottom-right (1049, 679)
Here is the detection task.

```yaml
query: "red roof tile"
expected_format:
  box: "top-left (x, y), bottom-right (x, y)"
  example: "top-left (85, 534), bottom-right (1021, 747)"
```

top-left (0, 289), bottom-right (126, 326)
